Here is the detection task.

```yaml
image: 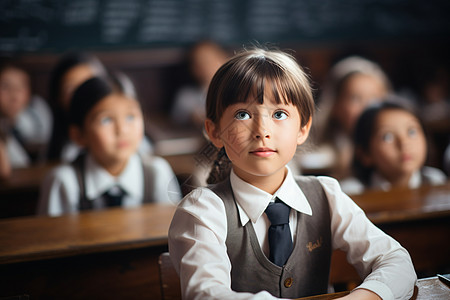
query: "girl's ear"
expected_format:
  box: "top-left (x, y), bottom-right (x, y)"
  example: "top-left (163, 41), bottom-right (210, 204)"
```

top-left (297, 117), bottom-right (312, 145)
top-left (69, 125), bottom-right (86, 147)
top-left (205, 119), bottom-right (224, 148)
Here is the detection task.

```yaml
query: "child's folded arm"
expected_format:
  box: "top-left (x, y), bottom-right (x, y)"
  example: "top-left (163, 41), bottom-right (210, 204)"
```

top-left (318, 176), bottom-right (417, 300)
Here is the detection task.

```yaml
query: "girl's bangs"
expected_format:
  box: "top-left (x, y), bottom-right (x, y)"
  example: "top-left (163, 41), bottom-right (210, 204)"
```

top-left (230, 60), bottom-right (293, 106)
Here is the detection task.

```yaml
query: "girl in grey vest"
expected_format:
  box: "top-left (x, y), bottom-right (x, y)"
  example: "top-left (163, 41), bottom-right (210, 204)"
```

top-left (169, 48), bottom-right (416, 300)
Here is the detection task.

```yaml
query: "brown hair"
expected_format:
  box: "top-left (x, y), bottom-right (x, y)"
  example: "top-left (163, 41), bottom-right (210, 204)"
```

top-left (205, 48), bottom-right (315, 184)
top-left (206, 48), bottom-right (314, 127)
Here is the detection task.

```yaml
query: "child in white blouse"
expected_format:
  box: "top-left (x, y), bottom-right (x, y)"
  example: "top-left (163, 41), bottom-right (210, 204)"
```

top-left (344, 97), bottom-right (447, 194)
top-left (38, 76), bottom-right (181, 216)
top-left (168, 48), bottom-right (416, 300)
top-left (0, 60), bottom-right (52, 172)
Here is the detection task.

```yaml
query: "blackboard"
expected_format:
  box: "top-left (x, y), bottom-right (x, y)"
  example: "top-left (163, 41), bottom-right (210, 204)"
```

top-left (1, 0), bottom-right (449, 53)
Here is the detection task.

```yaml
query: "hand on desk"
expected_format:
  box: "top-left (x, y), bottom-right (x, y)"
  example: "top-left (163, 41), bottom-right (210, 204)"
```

top-left (336, 289), bottom-right (381, 300)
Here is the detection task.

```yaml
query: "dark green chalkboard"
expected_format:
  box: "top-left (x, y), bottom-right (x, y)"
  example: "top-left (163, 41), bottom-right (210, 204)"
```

top-left (1, 0), bottom-right (449, 53)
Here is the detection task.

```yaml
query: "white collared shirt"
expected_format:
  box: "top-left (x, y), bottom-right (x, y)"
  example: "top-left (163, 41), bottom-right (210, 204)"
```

top-left (38, 153), bottom-right (180, 216)
top-left (370, 167), bottom-right (447, 191)
top-left (340, 166), bottom-right (447, 195)
top-left (168, 167), bottom-right (416, 300)
top-left (5, 134), bottom-right (30, 167)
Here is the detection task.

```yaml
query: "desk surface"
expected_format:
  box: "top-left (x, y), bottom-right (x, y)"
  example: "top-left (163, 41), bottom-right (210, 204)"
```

top-left (297, 275), bottom-right (450, 300)
top-left (0, 203), bottom-right (176, 265)
top-left (0, 162), bottom-right (57, 192)
top-left (351, 181), bottom-right (450, 224)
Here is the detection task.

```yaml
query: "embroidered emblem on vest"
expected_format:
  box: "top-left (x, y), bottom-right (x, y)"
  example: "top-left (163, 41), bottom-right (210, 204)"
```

top-left (306, 237), bottom-right (323, 252)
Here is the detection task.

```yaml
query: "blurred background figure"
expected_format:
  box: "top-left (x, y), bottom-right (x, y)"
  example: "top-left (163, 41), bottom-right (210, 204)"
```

top-left (0, 59), bottom-right (52, 176)
top-left (308, 56), bottom-right (392, 180)
top-left (409, 60), bottom-right (450, 124)
top-left (406, 61), bottom-right (450, 170)
top-left (342, 97), bottom-right (447, 195)
top-left (170, 40), bottom-right (229, 129)
top-left (38, 75), bottom-right (181, 216)
top-left (46, 52), bottom-right (107, 162)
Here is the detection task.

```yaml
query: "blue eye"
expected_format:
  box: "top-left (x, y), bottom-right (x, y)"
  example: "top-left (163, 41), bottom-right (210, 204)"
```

top-left (273, 110), bottom-right (288, 120)
top-left (126, 114), bottom-right (135, 122)
top-left (235, 111), bottom-right (250, 120)
top-left (100, 116), bottom-right (112, 125)
top-left (381, 132), bottom-right (394, 143)
top-left (407, 127), bottom-right (418, 137)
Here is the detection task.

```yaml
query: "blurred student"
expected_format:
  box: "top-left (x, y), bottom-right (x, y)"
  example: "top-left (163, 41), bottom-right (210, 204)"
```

top-left (342, 98), bottom-right (447, 195)
top-left (0, 131), bottom-right (11, 179)
top-left (46, 52), bottom-right (107, 162)
top-left (171, 40), bottom-right (228, 128)
top-left (311, 56), bottom-right (391, 179)
top-left (410, 60), bottom-right (450, 124)
top-left (444, 141), bottom-right (450, 175)
top-left (38, 76), bottom-right (181, 216)
top-left (0, 60), bottom-right (52, 169)
top-left (169, 48), bottom-right (416, 299)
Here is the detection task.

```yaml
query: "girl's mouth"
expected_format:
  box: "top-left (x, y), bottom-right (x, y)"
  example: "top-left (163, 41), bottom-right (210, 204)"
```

top-left (250, 147), bottom-right (276, 157)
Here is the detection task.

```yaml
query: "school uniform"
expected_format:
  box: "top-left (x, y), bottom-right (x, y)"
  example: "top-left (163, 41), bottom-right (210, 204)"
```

top-left (340, 166), bottom-right (447, 195)
top-left (38, 152), bottom-right (181, 216)
top-left (370, 166), bottom-right (447, 191)
top-left (168, 167), bottom-right (416, 300)
top-left (6, 95), bottom-right (53, 163)
top-left (171, 86), bottom-right (206, 125)
top-left (15, 95), bottom-right (53, 146)
top-left (4, 134), bottom-right (29, 167)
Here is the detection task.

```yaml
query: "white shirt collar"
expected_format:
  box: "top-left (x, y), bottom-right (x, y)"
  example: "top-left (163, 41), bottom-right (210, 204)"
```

top-left (230, 166), bottom-right (312, 226)
top-left (371, 170), bottom-right (421, 191)
top-left (84, 153), bottom-right (143, 200)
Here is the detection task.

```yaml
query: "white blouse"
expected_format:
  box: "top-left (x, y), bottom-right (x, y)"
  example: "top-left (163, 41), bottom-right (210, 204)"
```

top-left (169, 167), bottom-right (416, 300)
top-left (38, 153), bottom-right (181, 216)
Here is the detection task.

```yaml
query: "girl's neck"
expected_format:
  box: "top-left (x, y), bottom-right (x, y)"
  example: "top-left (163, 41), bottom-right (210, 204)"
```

top-left (233, 166), bottom-right (287, 195)
top-left (385, 172), bottom-right (413, 189)
top-left (98, 158), bottom-right (129, 177)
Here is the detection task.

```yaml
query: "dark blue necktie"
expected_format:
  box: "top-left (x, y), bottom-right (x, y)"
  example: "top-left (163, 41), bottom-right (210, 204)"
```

top-left (265, 199), bottom-right (293, 266)
top-left (103, 186), bottom-right (125, 207)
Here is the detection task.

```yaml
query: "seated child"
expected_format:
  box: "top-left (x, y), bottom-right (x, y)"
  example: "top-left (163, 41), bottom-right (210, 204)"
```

top-left (171, 40), bottom-right (229, 128)
top-left (38, 76), bottom-right (181, 216)
top-left (310, 56), bottom-right (391, 179)
top-left (343, 97), bottom-right (447, 194)
top-left (0, 130), bottom-right (11, 179)
top-left (0, 60), bottom-right (52, 168)
top-left (168, 48), bottom-right (416, 299)
top-left (46, 52), bottom-right (108, 162)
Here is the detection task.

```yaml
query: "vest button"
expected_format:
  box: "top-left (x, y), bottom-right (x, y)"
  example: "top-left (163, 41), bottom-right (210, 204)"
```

top-left (284, 277), bottom-right (293, 288)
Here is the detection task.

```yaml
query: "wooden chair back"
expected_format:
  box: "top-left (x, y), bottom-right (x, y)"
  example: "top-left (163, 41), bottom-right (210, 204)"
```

top-left (158, 252), bottom-right (181, 300)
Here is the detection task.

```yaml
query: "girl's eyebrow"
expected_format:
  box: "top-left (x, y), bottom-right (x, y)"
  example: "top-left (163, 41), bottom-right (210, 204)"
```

top-left (89, 109), bottom-right (112, 120)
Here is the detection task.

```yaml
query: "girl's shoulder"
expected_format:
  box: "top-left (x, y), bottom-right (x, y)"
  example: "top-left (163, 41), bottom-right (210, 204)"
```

top-left (180, 186), bottom-right (219, 204)
top-left (422, 166), bottom-right (447, 185)
top-left (46, 162), bottom-right (77, 181)
top-left (40, 162), bottom-right (78, 192)
top-left (140, 154), bottom-right (171, 170)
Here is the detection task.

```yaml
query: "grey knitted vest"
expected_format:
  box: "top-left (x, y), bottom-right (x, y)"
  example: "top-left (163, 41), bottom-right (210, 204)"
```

top-left (210, 176), bottom-right (332, 298)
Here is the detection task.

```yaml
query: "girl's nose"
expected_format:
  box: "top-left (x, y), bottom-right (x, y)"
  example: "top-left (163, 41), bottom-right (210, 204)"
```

top-left (115, 119), bottom-right (127, 135)
top-left (397, 134), bottom-right (410, 150)
top-left (254, 115), bottom-right (270, 139)
top-left (255, 129), bottom-right (270, 139)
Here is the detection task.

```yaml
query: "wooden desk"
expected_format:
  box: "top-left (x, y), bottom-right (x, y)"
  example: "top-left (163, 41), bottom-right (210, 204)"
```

top-left (0, 162), bottom-right (57, 219)
top-left (351, 181), bottom-right (450, 223)
top-left (330, 182), bottom-right (450, 286)
top-left (296, 275), bottom-right (450, 300)
top-left (1, 183), bottom-right (449, 298)
top-left (0, 203), bottom-right (176, 299)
